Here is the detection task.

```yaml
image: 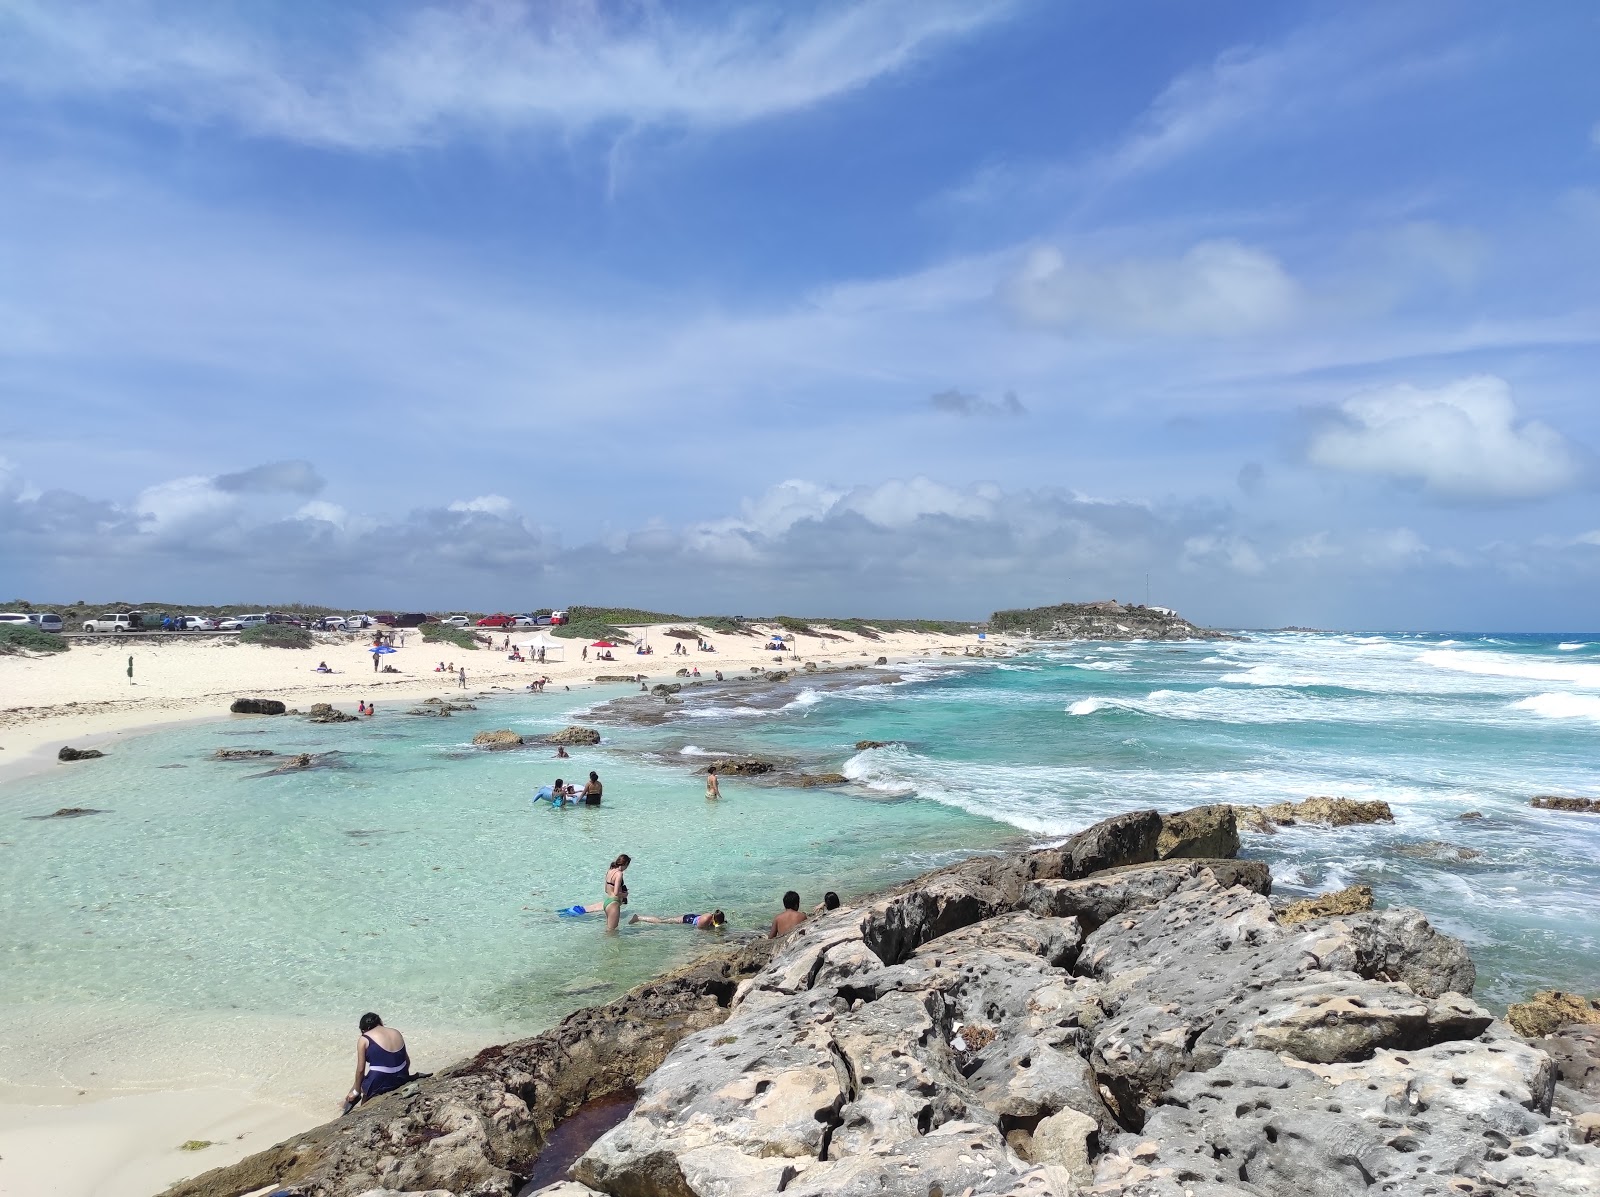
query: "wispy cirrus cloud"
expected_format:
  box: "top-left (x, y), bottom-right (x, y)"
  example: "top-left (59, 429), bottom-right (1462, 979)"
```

top-left (0, 0), bottom-right (1013, 150)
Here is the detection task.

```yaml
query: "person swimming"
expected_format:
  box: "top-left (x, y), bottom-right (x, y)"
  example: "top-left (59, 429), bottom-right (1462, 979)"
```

top-left (343, 1012), bottom-right (411, 1114)
top-left (630, 909), bottom-right (725, 929)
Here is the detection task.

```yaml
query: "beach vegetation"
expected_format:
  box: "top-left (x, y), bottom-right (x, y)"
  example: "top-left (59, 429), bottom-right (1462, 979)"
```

top-left (552, 618), bottom-right (634, 644)
top-left (867, 618), bottom-right (976, 635)
top-left (0, 624), bottom-right (69, 655)
top-left (239, 623), bottom-right (313, 649)
top-left (420, 623), bottom-right (481, 650)
top-left (696, 615), bottom-right (756, 635)
top-left (564, 605), bottom-right (683, 626)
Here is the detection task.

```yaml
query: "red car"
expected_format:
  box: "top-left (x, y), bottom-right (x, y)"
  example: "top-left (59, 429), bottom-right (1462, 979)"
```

top-left (477, 613), bottom-right (516, 627)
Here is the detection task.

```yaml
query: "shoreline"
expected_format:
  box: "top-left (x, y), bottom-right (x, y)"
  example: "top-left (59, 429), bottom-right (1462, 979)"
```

top-left (0, 625), bottom-right (999, 1197)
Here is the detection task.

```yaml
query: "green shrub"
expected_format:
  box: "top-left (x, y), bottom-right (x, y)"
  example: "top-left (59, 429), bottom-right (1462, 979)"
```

top-left (238, 623), bottom-right (313, 649)
top-left (420, 623), bottom-right (481, 651)
top-left (696, 615), bottom-right (756, 636)
top-left (0, 624), bottom-right (69, 655)
top-left (564, 605), bottom-right (682, 626)
top-left (551, 619), bottom-right (634, 644)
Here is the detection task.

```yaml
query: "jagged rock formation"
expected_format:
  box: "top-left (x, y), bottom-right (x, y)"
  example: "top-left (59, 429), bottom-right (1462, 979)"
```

top-left (989, 600), bottom-right (1227, 641)
top-left (1508, 991), bottom-right (1600, 1039)
top-left (548, 726), bottom-right (602, 746)
top-left (1531, 796), bottom-right (1600, 814)
top-left (472, 730), bottom-right (525, 749)
top-left (229, 698), bottom-right (286, 715)
top-left (307, 703), bottom-right (359, 724)
top-left (56, 745), bottom-right (105, 760)
top-left (213, 748), bottom-right (275, 760)
top-left (161, 806), bottom-right (1599, 1197)
top-left (1234, 797), bottom-right (1394, 830)
top-left (1279, 883), bottom-right (1374, 925)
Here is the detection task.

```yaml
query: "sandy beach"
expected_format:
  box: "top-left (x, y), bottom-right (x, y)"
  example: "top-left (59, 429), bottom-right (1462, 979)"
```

top-left (0, 621), bottom-right (987, 1197)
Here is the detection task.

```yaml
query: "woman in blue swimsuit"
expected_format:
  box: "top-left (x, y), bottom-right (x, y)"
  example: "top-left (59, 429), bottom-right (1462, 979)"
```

top-left (343, 1012), bottom-right (412, 1113)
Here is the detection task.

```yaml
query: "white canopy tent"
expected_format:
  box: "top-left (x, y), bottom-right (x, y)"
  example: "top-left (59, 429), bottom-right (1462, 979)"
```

top-left (517, 632), bottom-right (566, 661)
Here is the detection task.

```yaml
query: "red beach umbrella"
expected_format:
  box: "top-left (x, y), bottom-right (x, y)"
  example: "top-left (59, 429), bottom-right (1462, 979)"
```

top-left (591, 640), bottom-right (617, 648)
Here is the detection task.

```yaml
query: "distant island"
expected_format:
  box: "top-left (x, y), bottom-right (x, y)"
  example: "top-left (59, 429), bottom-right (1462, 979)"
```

top-left (988, 599), bottom-right (1229, 641)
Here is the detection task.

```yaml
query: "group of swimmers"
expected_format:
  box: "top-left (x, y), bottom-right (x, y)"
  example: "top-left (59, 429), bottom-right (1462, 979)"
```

top-left (535, 771), bottom-right (603, 809)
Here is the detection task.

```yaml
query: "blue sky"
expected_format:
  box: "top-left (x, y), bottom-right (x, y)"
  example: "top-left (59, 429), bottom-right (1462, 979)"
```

top-left (1, 0), bottom-right (1597, 628)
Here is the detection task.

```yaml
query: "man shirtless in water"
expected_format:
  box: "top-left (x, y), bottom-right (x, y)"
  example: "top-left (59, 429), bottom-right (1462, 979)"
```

top-left (767, 890), bottom-right (808, 939)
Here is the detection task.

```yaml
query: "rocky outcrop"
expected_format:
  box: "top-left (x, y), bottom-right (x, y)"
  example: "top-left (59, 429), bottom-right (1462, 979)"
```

top-left (702, 757), bottom-right (774, 776)
top-left (213, 747), bottom-right (275, 760)
top-left (1235, 796), bottom-right (1394, 830)
top-left (874, 655), bottom-right (888, 665)
top-left (784, 772), bottom-right (849, 788)
top-left (1393, 839), bottom-right (1483, 862)
top-left (472, 730), bottom-right (525, 749)
top-left (56, 745), bottom-right (105, 761)
top-left (854, 740), bottom-right (892, 750)
top-left (1279, 883), bottom-right (1375, 925)
top-left (307, 703), bottom-right (359, 724)
top-left (1155, 803), bottom-right (1239, 859)
top-left (593, 674), bottom-right (642, 683)
top-left (548, 726), bottom-right (602, 746)
top-left (568, 845), bottom-right (1573, 1197)
top-left (1531, 795), bottom-right (1600, 813)
top-left (1507, 991), bottom-right (1600, 1039)
top-left (989, 600), bottom-right (1227, 641)
top-left (230, 698), bottom-right (286, 715)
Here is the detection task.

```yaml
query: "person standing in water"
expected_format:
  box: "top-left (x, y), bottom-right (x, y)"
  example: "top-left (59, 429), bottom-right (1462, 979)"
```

top-left (583, 771), bottom-right (603, 806)
top-left (602, 854), bottom-right (631, 931)
top-left (343, 1012), bottom-right (411, 1114)
top-left (705, 766), bottom-right (721, 801)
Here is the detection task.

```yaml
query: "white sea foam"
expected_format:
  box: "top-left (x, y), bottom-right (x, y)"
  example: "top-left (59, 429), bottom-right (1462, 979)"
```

top-left (1559, 642), bottom-right (1588, 652)
top-left (1420, 649), bottom-right (1600, 689)
top-left (788, 689), bottom-right (823, 709)
top-left (1067, 661), bottom-right (1131, 672)
top-left (1067, 698), bottom-right (1106, 716)
top-left (1511, 693), bottom-right (1600, 721)
top-left (679, 745), bottom-right (720, 756)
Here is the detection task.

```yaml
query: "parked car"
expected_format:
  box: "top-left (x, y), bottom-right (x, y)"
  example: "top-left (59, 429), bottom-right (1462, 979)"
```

top-left (442, 615), bottom-right (469, 627)
top-left (534, 614), bottom-right (553, 626)
top-left (27, 613), bottom-right (65, 633)
top-left (180, 616), bottom-right (217, 631)
top-left (219, 613), bottom-right (268, 631)
top-left (512, 615), bottom-right (536, 627)
top-left (0, 612), bottom-right (32, 626)
top-left (549, 610), bottom-right (567, 626)
top-left (266, 612), bottom-right (306, 627)
top-left (83, 612), bottom-right (145, 633)
top-left (314, 616), bottom-right (346, 631)
top-left (476, 613), bottom-right (516, 628)
top-left (344, 614), bottom-right (371, 629)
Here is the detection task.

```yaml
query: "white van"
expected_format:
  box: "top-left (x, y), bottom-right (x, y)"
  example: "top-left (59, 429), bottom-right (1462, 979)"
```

top-left (28, 613), bottom-right (64, 633)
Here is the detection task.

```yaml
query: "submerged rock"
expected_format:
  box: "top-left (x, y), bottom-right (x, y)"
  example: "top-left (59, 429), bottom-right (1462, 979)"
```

top-left (212, 748), bottom-right (275, 760)
top-left (854, 739), bottom-right (892, 750)
top-left (783, 772), bottom-right (849, 789)
top-left (307, 703), bottom-right (358, 724)
top-left (702, 757), bottom-right (774, 776)
top-left (548, 726), bottom-right (602, 746)
top-left (1508, 990), bottom-right (1600, 1039)
top-left (229, 698), bottom-right (286, 715)
top-left (1279, 882), bottom-right (1375, 925)
top-left (1532, 795), bottom-right (1600, 813)
top-left (472, 729), bottom-right (524, 749)
top-left (56, 745), bottom-right (105, 761)
top-left (26, 807), bottom-right (107, 819)
top-left (1393, 839), bottom-right (1484, 862)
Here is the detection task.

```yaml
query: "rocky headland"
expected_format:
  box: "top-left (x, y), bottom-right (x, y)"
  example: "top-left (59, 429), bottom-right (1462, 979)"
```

top-left (988, 601), bottom-right (1230, 642)
top-left (161, 805), bottom-right (1598, 1197)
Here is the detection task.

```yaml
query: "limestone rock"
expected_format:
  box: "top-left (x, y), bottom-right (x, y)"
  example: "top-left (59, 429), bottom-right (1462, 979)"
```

top-left (785, 772), bottom-right (848, 788)
top-left (854, 739), bottom-right (891, 750)
top-left (1031, 1107), bottom-right (1097, 1184)
top-left (307, 703), bottom-right (359, 723)
top-left (1531, 795), bottom-right (1600, 813)
top-left (26, 807), bottom-right (106, 819)
top-left (763, 670), bottom-right (790, 682)
top-left (1392, 839), bottom-right (1483, 861)
top-left (1154, 804), bottom-right (1239, 860)
top-left (229, 698), bottom-right (286, 715)
top-left (874, 656), bottom-right (888, 665)
top-left (57, 745), bottom-right (105, 761)
top-left (1508, 990), bottom-right (1600, 1039)
top-left (702, 757), bottom-right (773, 776)
top-left (472, 729), bottom-right (525, 749)
top-left (213, 748), bottom-right (275, 759)
top-left (547, 726), bottom-right (602, 746)
top-left (1236, 796), bottom-right (1394, 829)
top-left (1025, 858), bottom-right (1271, 930)
top-left (1279, 883), bottom-right (1374, 925)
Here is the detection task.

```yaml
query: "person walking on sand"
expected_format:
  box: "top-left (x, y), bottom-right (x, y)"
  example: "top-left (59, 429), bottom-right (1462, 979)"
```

top-left (373, 650), bottom-right (380, 673)
top-left (127, 655), bottom-right (134, 685)
top-left (582, 645), bottom-right (589, 662)
top-left (602, 854), bottom-right (631, 932)
top-left (768, 890), bottom-right (807, 939)
top-left (458, 666), bottom-right (466, 690)
top-left (705, 766), bottom-right (721, 801)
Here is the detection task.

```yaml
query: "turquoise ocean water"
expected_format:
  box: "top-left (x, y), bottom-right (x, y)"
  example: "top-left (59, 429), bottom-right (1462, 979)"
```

top-left (2, 632), bottom-right (1597, 1105)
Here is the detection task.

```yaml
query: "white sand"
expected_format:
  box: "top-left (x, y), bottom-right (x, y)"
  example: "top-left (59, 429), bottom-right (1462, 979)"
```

top-left (0, 620), bottom-right (993, 1194)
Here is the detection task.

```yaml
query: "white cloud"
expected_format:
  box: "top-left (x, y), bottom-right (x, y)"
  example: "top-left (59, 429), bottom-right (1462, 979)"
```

top-left (1307, 375), bottom-right (1580, 500)
top-left (1005, 240), bottom-right (1298, 337)
top-left (0, 0), bottom-right (1010, 150)
top-left (448, 495), bottom-right (516, 516)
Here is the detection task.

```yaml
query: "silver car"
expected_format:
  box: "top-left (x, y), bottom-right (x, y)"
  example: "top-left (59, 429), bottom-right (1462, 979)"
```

top-left (29, 613), bottom-right (65, 633)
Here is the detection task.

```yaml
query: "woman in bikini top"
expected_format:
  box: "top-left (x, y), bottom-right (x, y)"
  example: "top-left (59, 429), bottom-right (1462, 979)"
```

top-left (602, 854), bottom-right (631, 931)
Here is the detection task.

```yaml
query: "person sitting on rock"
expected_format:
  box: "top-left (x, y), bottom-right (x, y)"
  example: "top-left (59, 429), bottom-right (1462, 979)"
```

top-left (768, 890), bottom-right (808, 939)
top-left (813, 890), bottom-right (841, 914)
top-left (630, 909), bottom-right (725, 929)
top-left (343, 1012), bottom-right (412, 1114)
